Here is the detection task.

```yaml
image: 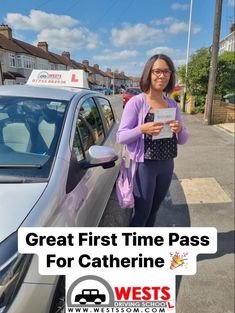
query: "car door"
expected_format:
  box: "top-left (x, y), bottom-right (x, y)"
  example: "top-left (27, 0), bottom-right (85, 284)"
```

top-left (65, 96), bottom-right (118, 226)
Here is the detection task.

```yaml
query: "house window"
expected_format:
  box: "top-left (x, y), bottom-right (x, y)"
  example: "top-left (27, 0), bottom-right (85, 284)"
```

top-left (57, 64), bottom-right (66, 70)
top-left (23, 55), bottom-right (35, 69)
top-left (37, 58), bottom-right (48, 69)
top-left (17, 55), bottom-right (22, 68)
top-left (9, 53), bottom-right (16, 67)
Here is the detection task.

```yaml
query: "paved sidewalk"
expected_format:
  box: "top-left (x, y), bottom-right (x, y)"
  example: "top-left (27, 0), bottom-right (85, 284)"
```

top-left (101, 112), bottom-right (234, 313)
top-left (156, 113), bottom-right (234, 313)
top-left (215, 122), bottom-right (235, 135)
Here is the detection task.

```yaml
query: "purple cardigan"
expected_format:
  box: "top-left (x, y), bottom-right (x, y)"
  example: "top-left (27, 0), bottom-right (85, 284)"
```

top-left (116, 93), bottom-right (189, 162)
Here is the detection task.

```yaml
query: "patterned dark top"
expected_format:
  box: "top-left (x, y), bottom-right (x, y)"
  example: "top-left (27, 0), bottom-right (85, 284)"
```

top-left (144, 112), bottom-right (177, 160)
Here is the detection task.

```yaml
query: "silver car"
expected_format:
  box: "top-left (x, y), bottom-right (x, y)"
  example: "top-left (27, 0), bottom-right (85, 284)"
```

top-left (0, 84), bottom-right (121, 313)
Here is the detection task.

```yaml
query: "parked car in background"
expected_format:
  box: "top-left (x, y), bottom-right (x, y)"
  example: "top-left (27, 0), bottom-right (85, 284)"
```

top-left (0, 70), bottom-right (121, 313)
top-left (92, 86), bottom-right (112, 96)
top-left (122, 87), bottom-right (142, 107)
top-left (103, 87), bottom-right (112, 95)
top-left (92, 86), bottom-right (105, 95)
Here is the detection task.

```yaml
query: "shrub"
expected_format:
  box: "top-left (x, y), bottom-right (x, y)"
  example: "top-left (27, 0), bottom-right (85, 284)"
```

top-left (195, 95), bottom-right (205, 106)
top-left (191, 105), bottom-right (205, 114)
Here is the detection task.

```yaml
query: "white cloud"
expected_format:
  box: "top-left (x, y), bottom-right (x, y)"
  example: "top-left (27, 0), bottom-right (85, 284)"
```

top-left (167, 22), bottom-right (201, 34)
top-left (228, 0), bottom-right (235, 6)
top-left (173, 59), bottom-right (186, 67)
top-left (191, 25), bottom-right (202, 34)
top-left (171, 3), bottom-right (189, 10)
top-left (111, 23), bottom-right (164, 47)
top-left (35, 27), bottom-right (99, 52)
top-left (146, 46), bottom-right (186, 69)
top-left (152, 17), bottom-right (175, 26)
top-left (146, 46), bottom-right (185, 59)
top-left (5, 9), bottom-right (78, 31)
top-left (151, 18), bottom-right (202, 35)
top-left (113, 61), bottom-right (144, 76)
top-left (93, 50), bottom-right (138, 61)
top-left (167, 22), bottom-right (188, 34)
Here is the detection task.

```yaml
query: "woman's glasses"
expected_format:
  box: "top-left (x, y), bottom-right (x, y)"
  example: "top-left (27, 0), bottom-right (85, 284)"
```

top-left (151, 69), bottom-right (172, 77)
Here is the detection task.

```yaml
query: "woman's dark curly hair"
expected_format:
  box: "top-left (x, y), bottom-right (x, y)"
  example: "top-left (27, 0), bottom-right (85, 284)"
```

top-left (139, 54), bottom-right (176, 93)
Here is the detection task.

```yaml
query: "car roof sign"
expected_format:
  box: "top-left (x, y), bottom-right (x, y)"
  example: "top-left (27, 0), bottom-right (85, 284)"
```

top-left (26, 69), bottom-right (89, 89)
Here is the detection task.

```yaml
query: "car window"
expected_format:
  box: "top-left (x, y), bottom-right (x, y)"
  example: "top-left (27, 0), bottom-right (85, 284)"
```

top-left (0, 96), bottom-right (68, 181)
top-left (78, 98), bottom-right (105, 153)
top-left (67, 98), bottom-right (105, 192)
top-left (72, 129), bottom-right (84, 162)
top-left (96, 97), bottom-right (114, 131)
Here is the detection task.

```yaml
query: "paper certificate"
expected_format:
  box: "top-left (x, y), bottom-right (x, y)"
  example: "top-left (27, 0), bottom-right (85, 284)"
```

top-left (153, 108), bottom-right (176, 140)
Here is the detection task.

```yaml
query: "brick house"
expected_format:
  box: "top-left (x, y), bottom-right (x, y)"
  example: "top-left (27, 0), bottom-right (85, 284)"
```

top-left (0, 25), bottom-right (94, 86)
top-left (128, 76), bottom-right (140, 88)
top-left (105, 69), bottom-right (132, 91)
top-left (0, 25), bottom-right (71, 84)
top-left (0, 24), bottom-right (133, 88)
top-left (82, 60), bottom-right (108, 88)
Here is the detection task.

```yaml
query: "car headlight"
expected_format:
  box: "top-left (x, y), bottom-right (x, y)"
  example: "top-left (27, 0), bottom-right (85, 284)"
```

top-left (0, 232), bottom-right (32, 312)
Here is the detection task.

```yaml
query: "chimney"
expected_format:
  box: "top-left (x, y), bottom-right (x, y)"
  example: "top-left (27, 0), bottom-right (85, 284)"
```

top-left (37, 42), bottom-right (48, 52)
top-left (62, 51), bottom-right (70, 59)
top-left (0, 24), bottom-right (12, 40)
top-left (82, 60), bottom-right (89, 67)
top-left (94, 64), bottom-right (99, 70)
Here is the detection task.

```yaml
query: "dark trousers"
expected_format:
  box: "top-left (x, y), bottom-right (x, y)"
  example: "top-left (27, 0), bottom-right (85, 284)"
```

top-left (130, 159), bottom-right (174, 227)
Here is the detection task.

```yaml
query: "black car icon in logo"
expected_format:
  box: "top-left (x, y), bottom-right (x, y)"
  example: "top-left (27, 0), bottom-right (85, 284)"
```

top-left (75, 289), bottom-right (106, 305)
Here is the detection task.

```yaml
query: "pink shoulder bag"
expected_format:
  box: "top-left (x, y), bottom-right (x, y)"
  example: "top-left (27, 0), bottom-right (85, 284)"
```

top-left (115, 146), bottom-right (137, 208)
top-left (116, 97), bottom-right (143, 209)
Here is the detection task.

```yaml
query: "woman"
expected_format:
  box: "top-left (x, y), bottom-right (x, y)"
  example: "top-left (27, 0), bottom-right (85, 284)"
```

top-left (116, 54), bottom-right (189, 227)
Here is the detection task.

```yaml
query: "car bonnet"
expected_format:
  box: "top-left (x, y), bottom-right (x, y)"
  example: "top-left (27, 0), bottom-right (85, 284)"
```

top-left (0, 183), bottom-right (47, 243)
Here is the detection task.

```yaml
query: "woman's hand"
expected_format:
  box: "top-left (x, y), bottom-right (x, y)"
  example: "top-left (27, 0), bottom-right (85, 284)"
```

top-left (139, 122), bottom-right (164, 136)
top-left (167, 120), bottom-right (182, 133)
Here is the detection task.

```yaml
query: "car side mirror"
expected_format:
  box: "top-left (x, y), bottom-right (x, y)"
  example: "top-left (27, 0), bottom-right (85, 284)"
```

top-left (81, 145), bottom-right (118, 169)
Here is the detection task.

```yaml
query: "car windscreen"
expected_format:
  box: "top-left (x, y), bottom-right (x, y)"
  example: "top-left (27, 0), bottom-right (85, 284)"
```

top-left (0, 96), bottom-right (68, 182)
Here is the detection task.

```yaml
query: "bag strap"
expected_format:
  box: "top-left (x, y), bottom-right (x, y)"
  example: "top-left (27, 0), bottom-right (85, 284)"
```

top-left (120, 93), bottom-right (144, 183)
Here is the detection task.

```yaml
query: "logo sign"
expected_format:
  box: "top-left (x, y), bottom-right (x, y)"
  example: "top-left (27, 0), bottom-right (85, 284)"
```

top-left (18, 227), bottom-right (217, 313)
top-left (66, 274), bottom-right (175, 313)
top-left (27, 69), bottom-right (89, 88)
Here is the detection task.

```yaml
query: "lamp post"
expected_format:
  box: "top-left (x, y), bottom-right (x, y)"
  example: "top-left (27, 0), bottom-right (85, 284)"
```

top-left (183, 0), bottom-right (193, 112)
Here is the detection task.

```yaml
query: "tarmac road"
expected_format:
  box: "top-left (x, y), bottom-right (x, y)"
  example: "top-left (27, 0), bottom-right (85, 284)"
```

top-left (100, 95), bottom-right (235, 313)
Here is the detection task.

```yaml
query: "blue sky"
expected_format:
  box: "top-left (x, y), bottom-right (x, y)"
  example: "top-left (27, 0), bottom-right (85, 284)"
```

top-left (0, 0), bottom-right (234, 76)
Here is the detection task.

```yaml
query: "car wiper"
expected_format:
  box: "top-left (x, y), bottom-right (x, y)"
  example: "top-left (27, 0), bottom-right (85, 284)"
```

top-left (0, 164), bottom-right (42, 169)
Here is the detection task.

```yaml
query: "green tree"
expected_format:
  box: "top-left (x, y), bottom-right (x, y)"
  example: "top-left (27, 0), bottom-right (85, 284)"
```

top-left (178, 48), bottom-right (211, 99)
top-left (216, 51), bottom-right (235, 96)
top-left (178, 48), bottom-right (235, 105)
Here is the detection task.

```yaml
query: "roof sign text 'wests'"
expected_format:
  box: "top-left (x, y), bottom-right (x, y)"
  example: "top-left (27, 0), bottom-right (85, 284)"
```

top-left (27, 69), bottom-right (89, 89)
